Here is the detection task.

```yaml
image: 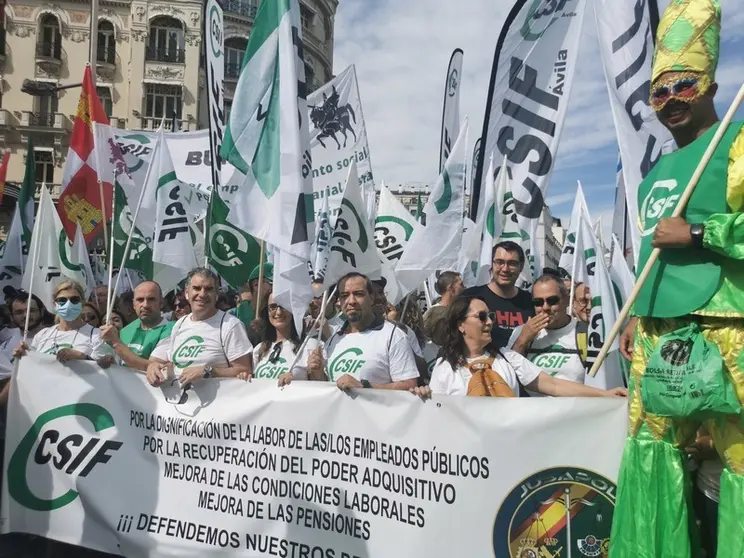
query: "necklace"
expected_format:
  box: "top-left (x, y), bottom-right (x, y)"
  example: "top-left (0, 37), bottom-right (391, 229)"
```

top-left (50, 325), bottom-right (82, 353)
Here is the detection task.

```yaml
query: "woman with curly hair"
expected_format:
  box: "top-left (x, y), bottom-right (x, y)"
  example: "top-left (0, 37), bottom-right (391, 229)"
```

top-left (412, 296), bottom-right (627, 399)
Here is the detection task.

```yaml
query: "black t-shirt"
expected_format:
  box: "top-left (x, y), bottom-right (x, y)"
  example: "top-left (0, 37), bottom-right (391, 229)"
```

top-left (462, 284), bottom-right (535, 348)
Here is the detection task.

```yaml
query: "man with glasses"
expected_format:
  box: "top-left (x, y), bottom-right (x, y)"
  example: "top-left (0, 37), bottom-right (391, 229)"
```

top-left (462, 241), bottom-right (535, 348)
top-left (100, 281), bottom-right (173, 371)
top-left (148, 268), bottom-right (253, 387)
top-left (508, 275), bottom-right (589, 389)
top-left (307, 272), bottom-right (419, 391)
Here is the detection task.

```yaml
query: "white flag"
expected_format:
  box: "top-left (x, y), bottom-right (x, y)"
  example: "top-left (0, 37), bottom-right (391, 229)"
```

top-left (609, 233), bottom-right (634, 308)
top-left (577, 209), bottom-right (624, 390)
top-left (458, 217), bottom-right (480, 288)
top-left (72, 223), bottom-right (95, 298)
top-left (0, 205), bottom-right (24, 270)
top-left (473, 155), bottom-right (502, 285)
top-left (312, 194), bottom-right (331, 281)
top-left (22, 188), bottom-right (84, 310)
top-left (440, 49), bottom-right (463, 172)
top-left (221, 0), bottom-right (314, 261)
top-left (558, 182), bottom-right (589, 281)
top-left (374, 183), bottom-right (423, 304)
top-left (396, 119), bottom-right (468, 292)
top-left (150, 130), bottom-right (198, 272)
top-left (322, 163), bottom-right (380, 290)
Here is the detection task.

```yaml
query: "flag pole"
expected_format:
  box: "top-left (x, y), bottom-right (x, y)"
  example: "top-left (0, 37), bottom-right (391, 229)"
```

top-left (590, 80), bottom-right (744, 377)
top-left (105, 187), bottom-right (117, 322)
top-left (255, 241), bottom-right (266, 315)
top-left (23, 194), bottom-right (45, 343)
top-left (285, 287), bottom-right (337, 378)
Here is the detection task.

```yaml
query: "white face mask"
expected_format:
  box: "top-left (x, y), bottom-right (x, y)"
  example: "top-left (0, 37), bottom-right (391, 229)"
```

top-left (55, 299), bottom-right (83, 321)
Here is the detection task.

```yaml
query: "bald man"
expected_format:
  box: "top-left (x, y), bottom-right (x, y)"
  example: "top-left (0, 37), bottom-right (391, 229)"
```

top-left (100, 281), bottom-right (173, 370)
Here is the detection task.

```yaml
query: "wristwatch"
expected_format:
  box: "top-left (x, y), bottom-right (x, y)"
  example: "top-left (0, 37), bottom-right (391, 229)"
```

top-left (690, 223), bottom-right (705, 248)
top-left (203, 365), bottom-right (214, 378)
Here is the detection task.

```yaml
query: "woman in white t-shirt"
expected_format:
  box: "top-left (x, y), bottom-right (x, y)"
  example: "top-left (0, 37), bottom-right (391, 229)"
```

top-left (14, 280), bottom-right (110, 364)
top-left (412, 296), bottom-right (628, 399)
top-left (246, 294), bottom-right (322, 385)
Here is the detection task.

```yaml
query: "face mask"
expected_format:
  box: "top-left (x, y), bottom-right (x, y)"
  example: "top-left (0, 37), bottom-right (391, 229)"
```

top-left (55, 301), bottom-right (83, 322)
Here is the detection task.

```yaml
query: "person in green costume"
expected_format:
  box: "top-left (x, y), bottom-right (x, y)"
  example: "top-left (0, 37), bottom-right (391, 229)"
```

top-left (100, 281), bottom-right (174, 370)
top-left (610, 1), bottom-right (744, 557)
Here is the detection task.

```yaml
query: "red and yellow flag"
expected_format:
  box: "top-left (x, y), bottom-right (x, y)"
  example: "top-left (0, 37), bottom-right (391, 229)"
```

top-left (58, 65), bottom-right (111, 243)
top-left (0, 151), bottom-right (10, 205)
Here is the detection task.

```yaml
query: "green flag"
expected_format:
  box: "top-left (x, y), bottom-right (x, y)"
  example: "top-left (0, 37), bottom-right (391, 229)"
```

top-left (207, 187), bottom-right (261, 289)
top-left (19, 138), bottom-right (36, 255)
top-left (415, 192), bottom-right (423, 223)
top-left (112, 181), bottom-right (154, 279)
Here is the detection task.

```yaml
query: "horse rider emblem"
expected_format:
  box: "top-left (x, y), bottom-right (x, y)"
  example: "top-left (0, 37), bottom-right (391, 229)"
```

top-left (309, 85), bottom-right (357, 149)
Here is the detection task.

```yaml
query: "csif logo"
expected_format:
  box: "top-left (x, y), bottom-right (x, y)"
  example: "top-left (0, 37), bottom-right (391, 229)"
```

top-left (173, 335), bottom-right (206, 368)
top-left (374, 216), bottom-right (415, 263)
top-left (521, 0), bottom-right (577, 41)
top-left (639, 179), bottom-right (680, 237)
top-left (208, 3), bottom-right (223, 59)
top-left (255, 357), bottom-right (288, 379)
top-left (328, 348), bottom-right (365, 381)
top-left (447, 68), bottom-right (459, 97)
top-left (330, 199), bottom-right (368, 267)
top-left (8, 404), bottom-right (123, 511)
top-left (210, 223), bottom-right (249, 267)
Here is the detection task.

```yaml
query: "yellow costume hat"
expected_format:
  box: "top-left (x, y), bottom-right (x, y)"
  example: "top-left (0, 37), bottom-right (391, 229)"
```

top-left (651, 0), bottom-right (721, 90)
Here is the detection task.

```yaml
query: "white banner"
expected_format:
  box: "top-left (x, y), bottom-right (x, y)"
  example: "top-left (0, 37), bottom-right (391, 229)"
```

top-left (204, 0), bottom-right (225, 192)
top-left (595, 0), bottom-right (673, 267)
top-left (439, 49), bottom-right (463, 172)
top-left (3, 355), bottom-right (628, 557)
top-left (308, 65), bottom-right (374, 221)
top-left (477, 0), bottom-right (588, 277)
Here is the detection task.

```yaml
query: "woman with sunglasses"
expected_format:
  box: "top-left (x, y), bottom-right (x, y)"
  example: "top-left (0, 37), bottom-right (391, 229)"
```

top-left (14, 280), bottom-right (111, 364)
top-left (171, 292), bottom-right (191, 321)
top-left (413, 296), bottom-right (627, 399)
top-left (245, 294), bottom-right (322, 385)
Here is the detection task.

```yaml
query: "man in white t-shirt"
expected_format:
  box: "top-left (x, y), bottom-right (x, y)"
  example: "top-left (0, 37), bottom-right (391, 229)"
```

top-left (307, 273), bottom-right (419, 391)
top-left (508, 274), bottom-right (588, 386)
top-left (148, 268), bottom-right (253, 386)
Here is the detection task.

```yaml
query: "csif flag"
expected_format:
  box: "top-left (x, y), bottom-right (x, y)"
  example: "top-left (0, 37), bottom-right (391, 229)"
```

top-left (59, 65), bottom-right (112, 243)
top-left (220, 0), bottom-right (314, 261)
top-left (18, 138), bottom-right (36, 257)
top-left (439, 49), bottom-right (464, 173)
top-left (474, 0), bottom-right (588, 275)
top-left (311, 193), bottom-right (331, 281)
top-left (72, 223), bottom-right (95, 297)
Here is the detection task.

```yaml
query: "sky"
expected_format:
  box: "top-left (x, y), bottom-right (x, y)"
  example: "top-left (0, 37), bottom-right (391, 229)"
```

top-left (333, 0), bottom-right (744, 239)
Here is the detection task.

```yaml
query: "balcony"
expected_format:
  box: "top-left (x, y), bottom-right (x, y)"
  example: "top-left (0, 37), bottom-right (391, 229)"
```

top-left (145, 47), bottom-right (185, 64)
top-left (0, 109), bottom-right (11, 143)
top-left (225, 63), bottom-right (241, 81)
top-left (109, 116), bottom-right (128, 129)
top-left (35, 41), bottom-right (62, 75)
top-left (137, 116), bottom-right (191, 132)
top-left (19, 111), bottom-right (68, 148)
top-left (224, 0), bottom-right (258, 19)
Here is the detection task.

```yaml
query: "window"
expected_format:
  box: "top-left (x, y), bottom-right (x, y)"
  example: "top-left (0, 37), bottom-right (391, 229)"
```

top-left (97, 20), bottom-right (115, 64)
top-left (34, 93), bottom-right (58, 127)
top-left (97, 87), bottom-right (112, 119)
top-left (305, 61), bottom-right (315, 91)
top-left (38, 14), bottom-right (62, 59)
top-left (34, 151), bottom-right (55, 185)
top-left (301, 5), bottom-right (315, 35)
top-left (145, 84), bottom-right (182, 120)
top-left (147, 17), bottom-right (185, 63)
top-left (224, 38), bottom-right (247, 80)
top-left (224, 99), bottom-right (233, 123)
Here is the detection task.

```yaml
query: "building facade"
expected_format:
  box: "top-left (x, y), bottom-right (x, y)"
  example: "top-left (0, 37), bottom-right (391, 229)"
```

top-left (0, 0), bottom-right (337, 236)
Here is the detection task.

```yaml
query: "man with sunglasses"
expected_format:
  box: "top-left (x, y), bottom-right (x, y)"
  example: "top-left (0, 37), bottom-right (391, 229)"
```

top-left (611, 1), bottom-right (744, 556)
top-left (462, 241), bottom-right (535, 348)
top-left (508, 275), bottom-right (590, 389)
top-left (100, 281), bottom-right (174, 371)
top-left (148, 268), bottom-right (253, 387)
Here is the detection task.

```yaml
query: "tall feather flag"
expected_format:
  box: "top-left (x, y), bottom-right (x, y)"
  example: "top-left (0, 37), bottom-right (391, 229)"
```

top-left (220, 0), bottom-right (314, 329)
top-left (558, 181), bottom-right (589, 281)
top-left (59, 65), bottom-right (112, 243)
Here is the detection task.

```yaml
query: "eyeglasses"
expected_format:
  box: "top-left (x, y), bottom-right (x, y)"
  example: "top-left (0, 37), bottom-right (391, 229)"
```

top-left (492, 259), bottom-right (521, 270)
top-left (533, 296), bottom-right (561, 307)
top-left (55, 296), bottom-right (82, 305)
top-left (175, 301), bottom-right (189, 309)
top-left (268, 303), bottom-right (284, 314)
top-left (469, 311), bottom-right (496, 323)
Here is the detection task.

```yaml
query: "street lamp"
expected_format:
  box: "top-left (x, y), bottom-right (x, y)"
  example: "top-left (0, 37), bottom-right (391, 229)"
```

top-left (21, 79), bottom-right (82, 96)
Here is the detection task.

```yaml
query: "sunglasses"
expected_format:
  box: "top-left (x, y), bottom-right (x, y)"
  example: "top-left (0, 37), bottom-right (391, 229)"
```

top-left (55, 296), bottom-right (82, 305)
top-left (533, 296), bottom-right (561, 307)
top-left (175, 301), bottom-right (189, 309)
top-left (469, 311), bottom-right (496, 323)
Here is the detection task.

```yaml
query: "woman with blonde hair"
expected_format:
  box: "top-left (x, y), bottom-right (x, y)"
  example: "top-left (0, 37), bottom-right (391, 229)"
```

top-left (14, 280), bottom-right (111, 364)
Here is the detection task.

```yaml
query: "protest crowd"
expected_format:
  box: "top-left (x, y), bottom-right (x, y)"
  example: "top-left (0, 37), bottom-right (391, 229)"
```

top-left (0, 0), bottom-right (742, 555)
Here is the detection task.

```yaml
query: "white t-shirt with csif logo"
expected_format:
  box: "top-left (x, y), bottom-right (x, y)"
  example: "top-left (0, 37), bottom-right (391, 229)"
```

top-left (152, 310), bottom-right (253, 376)
top-left (324, 318), bottom-right (419, 385)
top-left (252, 338), bottom-right (322, 381)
